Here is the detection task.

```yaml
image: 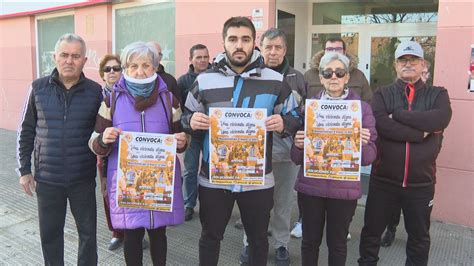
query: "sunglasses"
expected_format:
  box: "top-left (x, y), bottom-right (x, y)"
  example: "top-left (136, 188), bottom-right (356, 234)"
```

top-left (103, 65), bottom-right (122, 73)
top-left (321, 68), bottom-right (347, 79)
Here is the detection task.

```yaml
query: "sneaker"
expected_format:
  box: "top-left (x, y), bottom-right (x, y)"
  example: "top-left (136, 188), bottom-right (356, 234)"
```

top-left (290, 221), bottom-right (302, 238)
top-left (239, 245), bottom-right (249, 265)
top-left (108, 237), bottom-right (123, 250)
top-left (142, 238), bottom-right (149, 250)
top-left (380, 227), bottom-right (396, 247)
top-left (185, 207), bottom-right (194, 221)
top-left (275, 246), bottom-right (290, 266)
top-left (347, 232), bottom-right (352, 241)
top-left (234, 218), bottom-right (244, 230)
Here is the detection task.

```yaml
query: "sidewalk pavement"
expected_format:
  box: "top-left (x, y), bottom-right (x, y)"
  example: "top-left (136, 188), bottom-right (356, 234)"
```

top-left (1, 128), bottom-right (472, 265)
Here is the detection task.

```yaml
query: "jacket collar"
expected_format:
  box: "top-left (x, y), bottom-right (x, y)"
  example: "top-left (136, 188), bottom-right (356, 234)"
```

top-left (395, 78), bottom-right (425, 90)
top-left (49, 68), bottom-right (86, 91)
top-left (270, 57), bottom-right (290, 76)
top-left (186, 63), bottom-right (211, 77)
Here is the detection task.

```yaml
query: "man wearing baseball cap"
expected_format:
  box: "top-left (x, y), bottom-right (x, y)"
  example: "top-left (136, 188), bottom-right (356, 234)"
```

top-left (358, 40), bottom-right (452, 265)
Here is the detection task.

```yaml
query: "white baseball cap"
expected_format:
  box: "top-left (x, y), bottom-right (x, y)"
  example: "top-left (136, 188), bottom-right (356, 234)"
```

top-left (395, 41), bottom-right (424, 59)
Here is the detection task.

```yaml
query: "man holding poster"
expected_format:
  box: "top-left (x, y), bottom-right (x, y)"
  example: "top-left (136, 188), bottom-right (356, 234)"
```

top-left (291, 52), bottom-right (377, 265)
top-left (181, 17), bottom-right (301, 265)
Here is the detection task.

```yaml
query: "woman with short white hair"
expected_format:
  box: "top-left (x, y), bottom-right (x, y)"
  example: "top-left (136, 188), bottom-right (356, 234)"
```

top-left (89, 41), bottom-right (186, 265)
top-left (292, 52), bottom-right (377, 265)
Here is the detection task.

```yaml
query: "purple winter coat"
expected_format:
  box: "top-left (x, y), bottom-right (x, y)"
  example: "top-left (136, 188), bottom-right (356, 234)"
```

top-left (107, 76), bottom-right (184, 229)
top-left (291, 89), bottom-right (377, 200)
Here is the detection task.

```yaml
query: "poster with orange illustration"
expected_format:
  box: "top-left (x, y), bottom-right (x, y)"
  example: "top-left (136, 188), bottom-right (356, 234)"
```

top-left (116, 131), bottom-right (176, 212)
top-left (209, 107), bottom-right (267, 185)
top-left (304, 100), bottom-right (362, 181)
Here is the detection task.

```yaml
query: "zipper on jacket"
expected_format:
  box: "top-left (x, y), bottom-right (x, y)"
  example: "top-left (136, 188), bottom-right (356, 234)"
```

top-left (63, 91), bottom-right (69, 121)
top-left (141, 110), bottom-right (154, 229)
top-left (402, 84), bottom-right (415, 187)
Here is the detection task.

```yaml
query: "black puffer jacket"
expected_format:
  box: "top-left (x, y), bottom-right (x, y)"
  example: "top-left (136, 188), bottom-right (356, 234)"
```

top-left (17, 68), bottom-right (102, 186)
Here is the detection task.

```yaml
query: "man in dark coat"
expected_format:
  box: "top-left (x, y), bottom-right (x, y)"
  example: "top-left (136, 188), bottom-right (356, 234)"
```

top-left (17, 33), bottom-right (102, 265)
top-left (358, 40), bottom-right (452, 266)
top-left (177, 44), bottom-right (210, 221)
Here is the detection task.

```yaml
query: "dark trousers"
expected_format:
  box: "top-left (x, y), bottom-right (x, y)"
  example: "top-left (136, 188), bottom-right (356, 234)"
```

top-left (198, 186), bottom-right (274, 266)
top-left (386, 203), bottom-right (401, 231)
top-left (103, 195), bottom-right (124, 239)
top-left (36, 180), bottom-right (97, 266)
top-left (123, 227), bottom-right (167, 266)
top-left (298, 192), bottom-right (357, 266)
top-left (359, 181), bottom-right (434, 266)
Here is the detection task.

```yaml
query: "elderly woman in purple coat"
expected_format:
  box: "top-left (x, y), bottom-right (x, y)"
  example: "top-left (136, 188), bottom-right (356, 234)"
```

top-left (292, 52), bottom-right (377, 266)
top-left (89, 41), bottom-right (186, 265)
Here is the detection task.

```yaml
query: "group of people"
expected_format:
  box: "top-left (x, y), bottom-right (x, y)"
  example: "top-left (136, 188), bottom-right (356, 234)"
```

top-left (16, 16), bottom-right (451, 266)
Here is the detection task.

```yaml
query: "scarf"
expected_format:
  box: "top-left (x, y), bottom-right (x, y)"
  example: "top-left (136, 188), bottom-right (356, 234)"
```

top-left (123, 72), bottom-right (157, 98)
top-left (320, 87), bottom-right (349, 100)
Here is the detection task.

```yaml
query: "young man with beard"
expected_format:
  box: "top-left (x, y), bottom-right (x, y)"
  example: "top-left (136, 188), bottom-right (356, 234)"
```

top-left (181, 17), bottom-right (301, 266)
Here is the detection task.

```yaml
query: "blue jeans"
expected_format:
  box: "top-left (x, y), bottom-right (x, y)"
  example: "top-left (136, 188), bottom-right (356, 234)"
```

top-left (182, 135), bottom-right (203, 209)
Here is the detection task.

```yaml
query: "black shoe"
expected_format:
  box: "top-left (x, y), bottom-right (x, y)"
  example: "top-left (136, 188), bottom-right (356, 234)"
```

top-left (185, 207), bottom-right (194, 221)
top-left (380, 227), bottom-right (396, 247)
top-left (239, 245), bottom-right (249, 265)
top-left (275, 246), bottom-right (290, 266)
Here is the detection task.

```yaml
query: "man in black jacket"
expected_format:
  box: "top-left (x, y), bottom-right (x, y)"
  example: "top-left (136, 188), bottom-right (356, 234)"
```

top-left (177, 44), bottom-right (210, 221)
top-left (358, 41), bottom-right (452, 266)
top-left (17, 33), bottom-right (102, 265)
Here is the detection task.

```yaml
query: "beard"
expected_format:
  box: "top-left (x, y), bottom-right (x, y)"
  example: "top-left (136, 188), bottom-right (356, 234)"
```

top-left (225, 48), bottom-right (253, 68)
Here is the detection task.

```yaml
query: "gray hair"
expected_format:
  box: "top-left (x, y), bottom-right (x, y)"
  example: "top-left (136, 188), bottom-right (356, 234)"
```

top-left (259, 27), bottom-right (287, 48)
top-left (120, 41), bottom-right (160, 69)
top-left (54, 33), bottom-right (86, 56)
top-left (319, 52), bottom-right (350, 72)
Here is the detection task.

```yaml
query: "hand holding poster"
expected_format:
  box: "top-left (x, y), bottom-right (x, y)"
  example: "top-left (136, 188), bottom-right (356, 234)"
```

top-left (304, 100), bottom-right (362, 181)
top-left (209, 108), bottom-right (267, 185)
top-left (116, 132), bottom-right (176, 212)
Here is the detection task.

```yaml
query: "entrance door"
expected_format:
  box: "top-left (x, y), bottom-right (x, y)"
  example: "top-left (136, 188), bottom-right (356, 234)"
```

top-left (308, 23), bottom-right (437, 91)
top-left (277, 10), bottom-right (296, 67)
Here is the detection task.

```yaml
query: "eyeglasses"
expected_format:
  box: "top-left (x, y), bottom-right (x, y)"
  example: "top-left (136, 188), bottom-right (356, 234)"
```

top-left (397, 57), bottom-right (421, 65)
top-left (325, 47), bottom-right (344, 52)
top-left (103, 65), bottom-right (122, 73)
top-left (321, 68), bottom-right (347, 79)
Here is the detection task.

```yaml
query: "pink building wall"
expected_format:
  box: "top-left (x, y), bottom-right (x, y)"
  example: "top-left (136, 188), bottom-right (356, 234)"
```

top-left (75, 4), bottom-right (113, 82)
top-left (0, 16), bottom-right (36, 130)
top-left (431, 0), bottom-right (474, 227)
top-left (175, 0), bottom-right (275, 77)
